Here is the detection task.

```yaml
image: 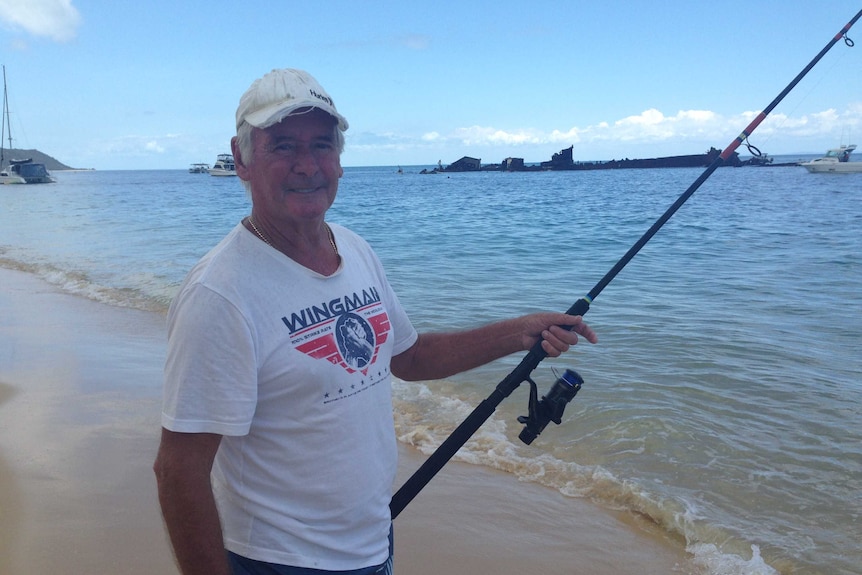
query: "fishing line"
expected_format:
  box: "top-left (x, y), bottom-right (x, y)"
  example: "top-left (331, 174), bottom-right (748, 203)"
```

top-left (764, 31), bottom-right (857, 148)
top-left (390, 9), bottom-right (862, 520)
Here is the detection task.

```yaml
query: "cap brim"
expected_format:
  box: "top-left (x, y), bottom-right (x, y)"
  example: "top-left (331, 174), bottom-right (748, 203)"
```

top-left (242, 99), bottom-right (349, 131)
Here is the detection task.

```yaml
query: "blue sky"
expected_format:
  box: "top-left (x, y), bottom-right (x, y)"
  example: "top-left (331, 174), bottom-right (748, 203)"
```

top-left (1, 0), bottom-right (861, 170)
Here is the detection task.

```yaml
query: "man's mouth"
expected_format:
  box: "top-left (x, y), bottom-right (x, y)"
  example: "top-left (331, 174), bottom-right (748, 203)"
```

top-left (287, 183), bottom-right (325, 194)
top-left (286, 186), bottom-right (319, 194)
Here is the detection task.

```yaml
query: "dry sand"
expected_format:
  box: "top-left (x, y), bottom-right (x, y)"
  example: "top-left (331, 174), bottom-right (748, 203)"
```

top-left (0, 267), bottom-right (693, 574)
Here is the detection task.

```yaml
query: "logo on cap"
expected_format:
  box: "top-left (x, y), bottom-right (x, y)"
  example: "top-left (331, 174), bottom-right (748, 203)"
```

top-left (309, 89), bottom-right (333, 107)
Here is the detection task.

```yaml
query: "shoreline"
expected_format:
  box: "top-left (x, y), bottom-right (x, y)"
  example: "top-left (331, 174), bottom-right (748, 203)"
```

top-left (0, 266), bottom-right (694, 574)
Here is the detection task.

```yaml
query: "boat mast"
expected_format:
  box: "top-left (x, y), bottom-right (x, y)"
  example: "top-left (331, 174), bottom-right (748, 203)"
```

top-left (1, 64), bottom-right (9, 169)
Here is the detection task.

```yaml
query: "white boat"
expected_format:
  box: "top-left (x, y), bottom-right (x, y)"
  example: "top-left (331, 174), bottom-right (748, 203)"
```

top-left (799, 144), bottom-right (862, 173)
top-left (0, 150), bottom-right (25, 184)
top-left (0, 167), bottom-right (25, 184)
top-left (4, 158), bottom-right (55, 184)
top-left (189, 163), bottom-right (210, 173)
top-left (209, 154), bottom-right (236, 177)
top-left (1, 65), bottom-right (55, 184)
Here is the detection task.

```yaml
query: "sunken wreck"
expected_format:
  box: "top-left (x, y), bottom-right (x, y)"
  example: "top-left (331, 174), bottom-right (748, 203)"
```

top-left (421, 145), bottom-right (744, 174)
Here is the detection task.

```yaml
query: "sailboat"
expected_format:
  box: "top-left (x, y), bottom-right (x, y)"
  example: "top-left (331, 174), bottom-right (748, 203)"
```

top-left (1, 65), bottom-right (55, 184)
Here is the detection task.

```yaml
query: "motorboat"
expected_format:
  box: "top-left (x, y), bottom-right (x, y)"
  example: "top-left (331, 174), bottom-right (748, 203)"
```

top-left (1, 65), bottom-right (55, 184)
top-left (799, 144), bottom-right (862, 173)
top-left (209, 154), bottom-right (236, 176)
top-left (189, 163), bottom-right (210, 173)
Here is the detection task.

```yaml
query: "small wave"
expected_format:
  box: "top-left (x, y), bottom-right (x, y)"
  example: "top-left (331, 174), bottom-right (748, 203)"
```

top-left (392, 378), bottom-right (785, 575)
top-left (689, 544), bottom-right (780, 575)
top-left (0, 256), bottom-right (171, 314)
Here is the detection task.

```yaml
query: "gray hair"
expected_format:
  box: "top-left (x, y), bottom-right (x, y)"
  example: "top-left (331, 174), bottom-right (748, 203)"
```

top-left (235, 118), bottom-right (345, 196)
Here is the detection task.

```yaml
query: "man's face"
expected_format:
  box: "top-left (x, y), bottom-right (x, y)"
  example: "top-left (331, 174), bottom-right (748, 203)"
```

top-left (239, 108), bottom-right (343, 225)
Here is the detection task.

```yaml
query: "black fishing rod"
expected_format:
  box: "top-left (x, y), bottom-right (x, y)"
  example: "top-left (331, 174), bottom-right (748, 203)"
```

top-left (390, 10), bottom-right (862, 520)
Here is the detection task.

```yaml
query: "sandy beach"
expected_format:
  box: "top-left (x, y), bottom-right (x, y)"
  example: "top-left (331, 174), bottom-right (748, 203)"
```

top-left (0, 267), bottom-right (693, 574)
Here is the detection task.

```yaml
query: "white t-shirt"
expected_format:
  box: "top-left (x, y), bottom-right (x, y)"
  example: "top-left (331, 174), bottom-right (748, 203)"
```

top-left (162, 222), bottom-right (418, 570)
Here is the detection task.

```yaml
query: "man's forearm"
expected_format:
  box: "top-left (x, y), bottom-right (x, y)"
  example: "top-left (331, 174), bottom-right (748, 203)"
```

top-left (157, 472), bottom-right (231, 575)
top-left (392, 318), bottom-right (527, 381)
top-left (391, 312), bottom-right (595, 382)
top-left (154, 430), bottom-right (230, 575)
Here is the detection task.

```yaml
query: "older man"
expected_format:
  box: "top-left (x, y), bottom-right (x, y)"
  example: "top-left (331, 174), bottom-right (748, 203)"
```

top-left (154, 68), bottom-right (596, 575)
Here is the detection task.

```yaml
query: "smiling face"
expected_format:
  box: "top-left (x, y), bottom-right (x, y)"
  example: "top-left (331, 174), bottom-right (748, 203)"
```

top-left (235, 108), bottom-right (344, 228)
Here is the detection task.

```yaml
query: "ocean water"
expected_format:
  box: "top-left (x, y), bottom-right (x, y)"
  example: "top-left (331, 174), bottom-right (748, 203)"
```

top-left (1, 162), bottom-right (860, 575)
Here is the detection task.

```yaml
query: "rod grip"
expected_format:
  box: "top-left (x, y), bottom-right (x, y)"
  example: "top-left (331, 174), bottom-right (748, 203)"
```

top-left (565, 297), bottom-right (591, 318)
top-left (523, 296), bottom-right (592, 364)
top-left (503, 296), bottom-right (593, 394)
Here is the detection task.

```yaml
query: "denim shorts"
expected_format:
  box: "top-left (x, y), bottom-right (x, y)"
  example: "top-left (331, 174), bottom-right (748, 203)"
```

top-left (228, 525), bottom-right (394, 575)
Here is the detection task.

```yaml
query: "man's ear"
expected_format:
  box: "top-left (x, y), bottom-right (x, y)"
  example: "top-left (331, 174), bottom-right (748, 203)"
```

top-left (231, 136), bottom-right (249, 177)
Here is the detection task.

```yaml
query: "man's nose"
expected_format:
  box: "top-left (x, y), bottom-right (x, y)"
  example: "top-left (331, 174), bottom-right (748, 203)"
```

top-left (291, 145), bottom-right (320, 175)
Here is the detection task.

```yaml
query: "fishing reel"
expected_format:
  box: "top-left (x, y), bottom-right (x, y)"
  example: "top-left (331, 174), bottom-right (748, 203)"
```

top-left (517, 369), bottom-right (584, 445)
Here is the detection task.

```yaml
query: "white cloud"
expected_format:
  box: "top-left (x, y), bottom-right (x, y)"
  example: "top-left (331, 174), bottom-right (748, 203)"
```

top-left (678, 110), bottom-right (717, 123)
top-left (0, 0), bottom-right (81, 42)
top-left (617, 108), bottom-right (667, 126)
top-left (610, 109), bottom-right (723, 141)
top-left (449, 105), bottom-right (860, 149)
top-left (344, 103), bottom-right (862, 166)
top-left (450, 125), bottom-right (543, 146)
top-left (145, 140), bottom-right (165, 154)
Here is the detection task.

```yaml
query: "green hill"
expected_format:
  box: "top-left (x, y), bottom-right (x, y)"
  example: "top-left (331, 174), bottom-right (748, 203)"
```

top-left (1, 148), bottom-right (74, 171)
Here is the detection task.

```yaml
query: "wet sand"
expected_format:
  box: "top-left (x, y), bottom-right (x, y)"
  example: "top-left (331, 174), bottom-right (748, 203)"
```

top-left (0, 267), bottom-right (694, 574)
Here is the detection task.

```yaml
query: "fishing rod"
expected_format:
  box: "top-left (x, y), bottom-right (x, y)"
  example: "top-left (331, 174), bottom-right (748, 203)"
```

top-left (390, 10), bottom-right (862, 520)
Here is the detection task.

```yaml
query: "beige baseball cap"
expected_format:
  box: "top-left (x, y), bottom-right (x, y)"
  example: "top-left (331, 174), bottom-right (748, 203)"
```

top-left (235, 68), bottom-right (349, 132)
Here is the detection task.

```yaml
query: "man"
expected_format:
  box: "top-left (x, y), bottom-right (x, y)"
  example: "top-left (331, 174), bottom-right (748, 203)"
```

top-left (154, 68), bottom-right (597, 575)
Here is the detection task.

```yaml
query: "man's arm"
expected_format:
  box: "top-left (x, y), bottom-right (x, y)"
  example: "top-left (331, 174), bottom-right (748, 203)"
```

top-left (153, 429), bottom-right (230, 575)
top-left (391, 312), bottom-right (597, 381)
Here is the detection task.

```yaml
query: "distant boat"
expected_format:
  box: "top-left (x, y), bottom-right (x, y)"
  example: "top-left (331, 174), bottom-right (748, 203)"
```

top-left (0, 65), bottom-right (55, 184)
top-left (5, 158), bottom-right (55, 184)
top-left (209, 154), bottom-right (236, 177)
top-left (189, 163), bottom-right (210, 173)
top-left (799, 144), bottom-right (862, 173)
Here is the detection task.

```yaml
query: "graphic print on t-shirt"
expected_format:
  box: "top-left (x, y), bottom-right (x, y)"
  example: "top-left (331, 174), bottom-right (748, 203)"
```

top-left (336, 313), bottom-right (375, 369)
top-left (282, 286), bottom-right (391, 376)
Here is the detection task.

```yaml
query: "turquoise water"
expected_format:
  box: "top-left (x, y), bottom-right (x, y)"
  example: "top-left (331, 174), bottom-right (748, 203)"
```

top-left (1, 163), bottom-right (860, 574)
